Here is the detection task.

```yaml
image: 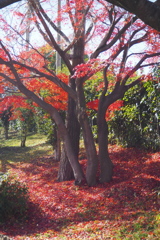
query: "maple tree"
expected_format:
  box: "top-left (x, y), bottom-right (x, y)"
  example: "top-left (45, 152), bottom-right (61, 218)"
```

top-left (0, 0), bottom-right (160, 186)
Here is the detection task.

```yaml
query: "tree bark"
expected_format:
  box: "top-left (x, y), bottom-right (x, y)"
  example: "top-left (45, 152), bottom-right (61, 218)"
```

top-left (79, 112), bottom-right (98, 186)
top-left (57, 143), bottom-right (74, 181)
top-left (54, 128), bottom-right (61, 162)
top-left (77, 81), bottom-right (98, 186)
top-left (57, 94), bottom-right (80, 182)
top-left (50, 106), bottom-right (85, 184)
top-left (97, 104), bottom-right (113, 183)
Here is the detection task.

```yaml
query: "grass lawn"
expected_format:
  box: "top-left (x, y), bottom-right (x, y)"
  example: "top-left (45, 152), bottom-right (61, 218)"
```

top-left (0, 132), bottom-right (53, 165)
top-left (0, 132), bottom-right (159, 239)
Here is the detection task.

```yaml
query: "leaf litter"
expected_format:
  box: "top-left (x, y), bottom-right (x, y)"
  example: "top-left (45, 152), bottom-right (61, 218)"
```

top-left (0, 145), bottom-right (159, 239)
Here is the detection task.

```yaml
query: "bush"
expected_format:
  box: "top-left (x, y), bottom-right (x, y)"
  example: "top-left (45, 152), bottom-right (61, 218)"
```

top-left (0, 175), bottom-right (29, 224)
top-left (108, 80), bottom-right (160, 151)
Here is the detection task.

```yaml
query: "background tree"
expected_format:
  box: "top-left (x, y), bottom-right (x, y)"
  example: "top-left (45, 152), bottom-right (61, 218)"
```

top-left (0, 106), bottom-right (12, 139)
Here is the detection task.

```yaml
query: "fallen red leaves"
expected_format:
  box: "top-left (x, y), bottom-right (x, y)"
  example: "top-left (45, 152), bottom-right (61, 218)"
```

top-left (0, 146), bottom-right (159, 239)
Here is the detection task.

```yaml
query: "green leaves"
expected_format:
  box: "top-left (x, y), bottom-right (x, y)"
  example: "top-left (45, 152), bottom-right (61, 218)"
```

top-left (0, 177), bottom-right (29, 224)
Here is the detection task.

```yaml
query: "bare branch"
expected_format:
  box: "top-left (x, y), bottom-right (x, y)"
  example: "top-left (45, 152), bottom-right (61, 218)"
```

top-left (28, 0), bottom-right (73, 73)
top-left (91, 15), bottom-right (137, 58)
top-left (104, 0), bottom-right (160, 32)
top-left (0, 0), bottom-right (21, 9)
top-left (31, 0), bottom-right (70, 44)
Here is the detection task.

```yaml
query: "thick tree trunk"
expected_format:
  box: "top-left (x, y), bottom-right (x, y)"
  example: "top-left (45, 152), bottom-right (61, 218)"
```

top-left (77, 82), bottom-right (98, 186)
top-left (57, 143), bottom-right (74, 181)
top-left (97, 99), bottom-right (113, 183)
top-left (98, 113), bottom-right (113, 183)
top-left (55, 114), bottom-right (85, 184)
top-left (57, 96), bottom-right (80, 181)
top-left (80, 114), bottom-right (98, 186)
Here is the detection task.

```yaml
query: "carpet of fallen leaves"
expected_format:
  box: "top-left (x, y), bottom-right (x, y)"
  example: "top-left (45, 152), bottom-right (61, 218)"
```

top-left (0, 145), bottom-right (160, 239)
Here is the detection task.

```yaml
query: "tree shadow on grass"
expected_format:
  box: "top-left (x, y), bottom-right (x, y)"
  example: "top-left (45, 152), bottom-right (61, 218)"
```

top-left (0, 144), bottom-right (53, 173)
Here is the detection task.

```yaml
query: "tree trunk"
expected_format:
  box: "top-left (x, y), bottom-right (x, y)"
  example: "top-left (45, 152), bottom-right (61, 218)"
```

top-left (57, 94), bottom-right (81, 182)
top-left (4, 124), bottom-right (9, 140)
top-left (58, 17), bottom-right (85, 182)
top-left (77, 82), bottom-right (98, 186)
top-left (98, 114), bottom-right (113, 183)
top-left (20, 119), bottom-right (28, 147)
top-left (21, 135), bottom-right (27, 147)
top-left (57, 143), bottom-right (74, 181)
top-left (54, 128), bottom-right (61, 161)
top-left (97, 101), bottom-right (113, 183)
top-left (79, 113), bottom-right (98, 186)
top-left (55, 111), bottom-right (85, 184)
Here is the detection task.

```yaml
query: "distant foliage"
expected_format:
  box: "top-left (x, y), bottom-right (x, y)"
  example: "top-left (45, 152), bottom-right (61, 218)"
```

top-left (0, 175), bottom-right (29, 224)
top-left (108, 80), bottom-right (160, 151)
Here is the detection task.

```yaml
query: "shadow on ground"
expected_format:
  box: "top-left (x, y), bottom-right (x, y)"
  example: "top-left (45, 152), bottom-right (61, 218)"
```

top-left (0, 146), bottom-right (159, 238)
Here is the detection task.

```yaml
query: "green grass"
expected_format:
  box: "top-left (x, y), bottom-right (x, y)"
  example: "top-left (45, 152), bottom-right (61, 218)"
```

top-left (0, 131), bottom-right (53, 168)
top-left (114, 212), bottom-right (160, 240)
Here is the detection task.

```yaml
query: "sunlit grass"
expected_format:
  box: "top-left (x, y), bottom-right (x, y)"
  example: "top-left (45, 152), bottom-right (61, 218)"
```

top-left (0, 132), bottom-right (53, 166)
top-left (113, 212), bottom-right (160, 240)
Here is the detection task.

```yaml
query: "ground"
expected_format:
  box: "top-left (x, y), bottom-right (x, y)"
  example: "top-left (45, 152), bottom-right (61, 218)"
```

top-left (0, 134), bottom-right (159, 239)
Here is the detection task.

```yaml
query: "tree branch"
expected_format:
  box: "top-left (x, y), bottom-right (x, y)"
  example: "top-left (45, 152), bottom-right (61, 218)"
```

top-left (104, 0), bottom-right (160, 32)
top-left (0, 0), bottom-right (21, 9)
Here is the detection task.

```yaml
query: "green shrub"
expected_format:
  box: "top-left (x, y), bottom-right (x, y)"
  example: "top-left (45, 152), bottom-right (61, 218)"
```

top-left (108, 80), bottom-right (160, 151)
top-left (0, 175), bottom-right (29, 224)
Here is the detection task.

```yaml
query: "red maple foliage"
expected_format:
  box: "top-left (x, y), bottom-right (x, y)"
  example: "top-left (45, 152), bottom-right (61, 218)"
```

top-left (87, 99), bottom-right (123, 120)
